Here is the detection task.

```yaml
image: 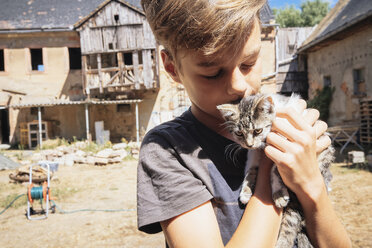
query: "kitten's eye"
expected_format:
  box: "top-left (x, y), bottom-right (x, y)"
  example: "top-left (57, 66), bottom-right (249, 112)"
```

top-left (254, 129), bottom-right (263, 135)
top-left (234, 131), bottom-right (244, 137)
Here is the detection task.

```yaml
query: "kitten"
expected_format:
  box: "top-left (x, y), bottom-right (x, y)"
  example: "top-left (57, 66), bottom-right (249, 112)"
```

top-left (217, 93), bottom-right (334, 248)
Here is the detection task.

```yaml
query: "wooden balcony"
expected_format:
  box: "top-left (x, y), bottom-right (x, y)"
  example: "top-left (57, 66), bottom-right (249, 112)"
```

top-left (82, 50), bottom-right (158, 97)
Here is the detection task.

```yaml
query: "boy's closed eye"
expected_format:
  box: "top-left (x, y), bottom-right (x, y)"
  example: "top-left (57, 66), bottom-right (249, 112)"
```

top-left (240, 62), bottom-right (256, 73)
top-left (203, 69), bottom-right (224, 80)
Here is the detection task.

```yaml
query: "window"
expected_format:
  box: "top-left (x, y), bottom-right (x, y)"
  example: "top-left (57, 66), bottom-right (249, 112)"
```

top-left (353, 68), bottom-right (366, 96)
top-left (30, 48), bottom-right (44, 71)
top-left (87, 54), bottom-right (98, 70)
top-left (0, 49), bottom-right (4, 71)
top-left (323, 76), bottom-right (331, 87)
top-left (117, 104), bottom-right (131, 112)
top-left (30, 107), bottom-right (45, 115)
top-left (123, 53), bottom-right (133, 65)
top-left (68, 48), bottom-right (82, 70)
top-left (123, 51), bottom-right (142, 65)
top-left (101, 53), bottom-right (117, 68)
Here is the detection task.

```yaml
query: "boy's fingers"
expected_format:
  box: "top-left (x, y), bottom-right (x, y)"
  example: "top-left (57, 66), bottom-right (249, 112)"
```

top-left (270, 119), bottom-right (304, 143)
top-left (314, 120), bottom-right (328, 139)
top-left (303, 108), bottom-right (320, 126)
top-left (316, 135), bottom-right (332, 154)
top-left (264, 145), bottom-right (287, 167)
top-left (297, 99), bottom-right (307, 113)
top-left (275, 107), bottom-right (312, 133)
top-left (266, 132), bottom-right (298, 153)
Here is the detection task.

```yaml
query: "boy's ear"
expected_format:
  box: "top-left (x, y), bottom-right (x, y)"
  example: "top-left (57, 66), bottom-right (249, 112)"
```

top-left (217, 103), bottom-right (239, 121)
top-left (160, 50), bottom-right (181, 83)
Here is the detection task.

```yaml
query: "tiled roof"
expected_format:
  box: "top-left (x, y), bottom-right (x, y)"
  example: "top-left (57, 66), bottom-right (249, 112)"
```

top-left (0, 0), bottom-right (142, 31)
top-left (299, 0), bottom-right (372, 52)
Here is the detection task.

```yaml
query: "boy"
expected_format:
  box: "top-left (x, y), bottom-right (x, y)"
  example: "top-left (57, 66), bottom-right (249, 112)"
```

top-left (137, 0), bottom-right (351, 247)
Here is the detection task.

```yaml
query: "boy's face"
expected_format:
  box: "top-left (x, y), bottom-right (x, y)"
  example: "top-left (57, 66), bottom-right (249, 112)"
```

top-left (162, 18), bottom-right (262, 126)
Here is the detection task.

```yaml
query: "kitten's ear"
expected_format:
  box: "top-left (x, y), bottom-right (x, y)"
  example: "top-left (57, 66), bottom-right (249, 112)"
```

top-left (217, 103), bottom-right (239, 121)
top-left (257, 95), bottom-right (275, 114)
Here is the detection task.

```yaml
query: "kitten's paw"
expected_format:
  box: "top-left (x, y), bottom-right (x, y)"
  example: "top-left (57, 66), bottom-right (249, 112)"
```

top-left (273, 190), bottom-right (290, 208)
top-left (239, 193), bottom-right (252, 204)
top-left (239, 188), bottom-right (253, 204)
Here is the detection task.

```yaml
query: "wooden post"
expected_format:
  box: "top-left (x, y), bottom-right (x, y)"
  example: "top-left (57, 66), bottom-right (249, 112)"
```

top-left (82, 56), bottom-right (90, 97)
top-left (97, 54), bottom-right (103, 94)
top-left (143, 50), bottom-right (152, 89)
top-left (38, 107), bottom-right (43, 148)
top-left (85, 104), bottom-right (91, 141)
top-left (135, 102), bottom-right (139, 142)
top-left (133, 51), bottom-right (140, 89)
top-left (117, 52), bottom-right (124, 85)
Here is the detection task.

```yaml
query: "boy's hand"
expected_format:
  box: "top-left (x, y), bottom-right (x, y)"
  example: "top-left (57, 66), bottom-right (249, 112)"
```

top-left (263, 100), bottom-right (330, 200)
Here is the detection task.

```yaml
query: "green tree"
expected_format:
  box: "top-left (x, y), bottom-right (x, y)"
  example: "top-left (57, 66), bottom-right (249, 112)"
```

top-left (274, 5), bottom-right (303, 27)
top-left (274, 0), bottom-right (330, 27)
top-left (300, 0), bottom-right (330, 26)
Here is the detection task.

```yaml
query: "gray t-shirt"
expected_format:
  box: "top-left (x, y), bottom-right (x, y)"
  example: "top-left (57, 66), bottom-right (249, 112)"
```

top-left (137, 109), bottom-right (249, 245)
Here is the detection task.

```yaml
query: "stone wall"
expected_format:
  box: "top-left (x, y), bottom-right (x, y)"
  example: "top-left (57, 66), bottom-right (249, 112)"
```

top-left (307, 25), bottom-right (372, 125)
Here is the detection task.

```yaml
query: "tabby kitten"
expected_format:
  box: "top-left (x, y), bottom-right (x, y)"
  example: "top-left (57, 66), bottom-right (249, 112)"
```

top-left (217, 93), bottom-right (334, 248)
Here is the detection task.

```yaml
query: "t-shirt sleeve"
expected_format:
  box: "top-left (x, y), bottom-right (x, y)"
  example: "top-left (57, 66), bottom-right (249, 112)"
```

top-left (137, 130), bottom-right (213, 234)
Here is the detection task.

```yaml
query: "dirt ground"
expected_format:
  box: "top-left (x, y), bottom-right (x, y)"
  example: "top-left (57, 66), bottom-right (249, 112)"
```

top-left (0, 155), bottom-right (371, 247)
top-left (0, 159), bottom-right (164, 248)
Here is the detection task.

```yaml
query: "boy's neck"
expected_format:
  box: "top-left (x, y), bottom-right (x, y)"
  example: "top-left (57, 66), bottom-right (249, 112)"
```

top-left (190, 105), bottom-right (236, 141)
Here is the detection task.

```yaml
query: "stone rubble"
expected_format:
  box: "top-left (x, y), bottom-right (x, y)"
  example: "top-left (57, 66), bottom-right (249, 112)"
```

top-left (10, 141), bottom-right (139, 167)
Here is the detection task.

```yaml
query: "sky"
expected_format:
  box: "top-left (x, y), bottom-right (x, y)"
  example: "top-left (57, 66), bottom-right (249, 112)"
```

top-left (268, 0), bottom-right (337, 9)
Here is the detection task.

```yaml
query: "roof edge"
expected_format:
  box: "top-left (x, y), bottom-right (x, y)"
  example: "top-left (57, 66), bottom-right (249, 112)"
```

top-left (74, 0), bottom-right (145, 30)
top-left (298, 9), bottom-right (372, 53)
top-left (0, 27), bottom-right (73, 34)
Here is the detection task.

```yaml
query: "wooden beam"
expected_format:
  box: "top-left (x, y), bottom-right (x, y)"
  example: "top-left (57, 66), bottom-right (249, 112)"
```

top-left (81, 55), bottom-right (89, 96)
top-left (117, 52), bottom-right (124, 85)
top-left (133, 51), bottom-right (140, 90)
top-left (97, 54), bottom-right (103, 94)
top-left (106, 71), bottom-right (120, 86)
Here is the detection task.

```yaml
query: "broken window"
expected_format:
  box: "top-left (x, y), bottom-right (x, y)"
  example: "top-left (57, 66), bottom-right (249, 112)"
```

top-left (30, 48), bottom-right (44, 71)
top-left (323, 76), bottom-right (331, 87)
top-left (353, 68), bottom-right (366, 96)
top-left (0, 49), bottom-right (4, 71)
top-left (69, 48), bottom-right (82, 70)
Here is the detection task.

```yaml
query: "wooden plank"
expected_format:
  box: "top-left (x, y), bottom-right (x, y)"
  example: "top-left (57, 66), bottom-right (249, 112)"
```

top-left (97, 53), bottom-right (103, 94)
top-left (82, 55), bottom-right (88, 95)
top-left (133, 50), bottom-right (140, 89)
top-left (143, 49), bottom-right (152, 89)
top-left (105, 71), bottom-right (120, 86)
top-left (117, 52), bottom-right (124, 85)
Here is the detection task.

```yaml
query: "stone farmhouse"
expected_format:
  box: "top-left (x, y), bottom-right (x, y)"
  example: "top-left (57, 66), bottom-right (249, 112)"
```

top-left (298, 0), bottom-right (372, 129)
top-left (0, 0), bottom-right (277, 148)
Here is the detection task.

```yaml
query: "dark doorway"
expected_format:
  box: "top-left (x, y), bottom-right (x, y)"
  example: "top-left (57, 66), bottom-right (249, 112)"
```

top-left (0, 109), bottom-right (10, 144)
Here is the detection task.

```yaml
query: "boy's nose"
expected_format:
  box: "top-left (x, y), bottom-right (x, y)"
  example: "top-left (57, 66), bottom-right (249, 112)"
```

top-left (227, 68), bottom-right (247, 96)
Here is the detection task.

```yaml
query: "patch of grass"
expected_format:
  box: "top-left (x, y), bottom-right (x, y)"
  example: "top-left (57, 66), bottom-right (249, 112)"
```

top-left (0, 193), bottom-right (27, 209)
top-left (52, 187), bottom-right (80, 201)
top-left (81, 141), bottom-right (113, 154)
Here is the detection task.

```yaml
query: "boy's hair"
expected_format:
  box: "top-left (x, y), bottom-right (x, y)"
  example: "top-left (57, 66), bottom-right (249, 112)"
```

top-left (141, 0), bottom-right (266, 61)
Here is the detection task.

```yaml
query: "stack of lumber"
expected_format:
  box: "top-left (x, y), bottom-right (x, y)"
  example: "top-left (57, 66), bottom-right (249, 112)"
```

top-left (360, 98), bottom-right (372, 144)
